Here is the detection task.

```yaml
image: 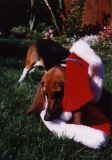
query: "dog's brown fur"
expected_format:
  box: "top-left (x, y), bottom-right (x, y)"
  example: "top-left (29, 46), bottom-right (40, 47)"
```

top-left (27, 83), bottom-right (45, 113)
top-left (27, 66), bottom-right (65, 112)
top-left (25, 44), bottom-right (39, 70)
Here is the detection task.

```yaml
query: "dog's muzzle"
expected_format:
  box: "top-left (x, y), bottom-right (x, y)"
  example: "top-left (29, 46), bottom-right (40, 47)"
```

top-left (44, 99), bottom-right (63, 121)
top-left (44, 109), bottom-right (53, 121)
top-left (44, 95), bottom-right (53, 121)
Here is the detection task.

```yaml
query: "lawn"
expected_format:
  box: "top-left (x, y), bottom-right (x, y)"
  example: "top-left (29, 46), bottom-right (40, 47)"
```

top-left (0, 54), bottom-right (112, 160)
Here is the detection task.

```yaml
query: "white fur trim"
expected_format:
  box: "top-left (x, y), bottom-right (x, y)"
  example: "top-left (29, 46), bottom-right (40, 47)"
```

top-left (40, 109), bottom-right (109, 149)
top-left (70, 40), bottom-right (101, 65)
top-left (70, 40), bottom-right (104, 102)
top-left (60, 112), bottom-right (72, 122)
top-left (18, 68), bottom-right (29, 82)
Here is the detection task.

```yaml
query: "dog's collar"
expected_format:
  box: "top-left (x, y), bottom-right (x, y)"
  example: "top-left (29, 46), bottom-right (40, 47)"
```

top-left (60, 64), bottom-right (67, 67)
top-left (61, 58), bottom-right (80, 65)
top-left (59, 58), bottom-right (81, 68)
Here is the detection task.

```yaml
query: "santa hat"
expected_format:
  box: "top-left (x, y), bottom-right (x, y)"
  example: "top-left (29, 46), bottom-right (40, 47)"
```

top-left (69, 40), bottom-right (104, 102)
top-left (63, 40), bottom-right (104, 109)
top-left (62, 40), bottom-right (110, 135)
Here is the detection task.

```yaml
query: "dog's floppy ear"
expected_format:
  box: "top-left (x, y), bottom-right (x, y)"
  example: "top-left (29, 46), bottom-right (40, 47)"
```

top-left (27, 82), bottom-right (45, 114)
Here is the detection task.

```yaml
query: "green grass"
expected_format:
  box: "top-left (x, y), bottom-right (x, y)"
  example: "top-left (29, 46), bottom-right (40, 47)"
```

top-left (0, 55), bottom-right (112, 160)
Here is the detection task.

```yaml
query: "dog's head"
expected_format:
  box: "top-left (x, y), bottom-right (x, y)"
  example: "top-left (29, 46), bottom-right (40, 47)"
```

top-left (28, 65), bottom-right (66, 120)
top-left (41, 66), bottom-right (66, 121)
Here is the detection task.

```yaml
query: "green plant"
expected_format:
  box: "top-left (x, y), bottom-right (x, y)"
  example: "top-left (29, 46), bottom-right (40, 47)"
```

top-left (10, 26), bottom-right (26, 36)
top-left (98, 25), bottom-right (112, 42)
top-left (29, 16), bottom-right (35, 31)
top-left (26, 29), bottom-right (43, 40)
top-left (55, 35), bottom-right (71, 47)
top-left (92, 41), bottom-right (112, 56)
top-left (65, 0), bottom-right (84, 36)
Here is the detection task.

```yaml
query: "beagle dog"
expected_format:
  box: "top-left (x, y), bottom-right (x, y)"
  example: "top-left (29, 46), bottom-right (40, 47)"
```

top-left (18, 39), bottom-right (69, 82)
top-left (27, 65), bottom-right (82, 124)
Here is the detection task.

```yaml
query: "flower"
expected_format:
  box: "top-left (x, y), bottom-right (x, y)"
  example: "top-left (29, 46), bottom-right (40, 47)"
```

top-left (44, 29), bottom-right (54, 39)
top-left (98, 25), bottom-right (112, 42)
top-left (48, 29), bottom-right (53, 34)
top-left (44, 32), bottom-right (49, 38)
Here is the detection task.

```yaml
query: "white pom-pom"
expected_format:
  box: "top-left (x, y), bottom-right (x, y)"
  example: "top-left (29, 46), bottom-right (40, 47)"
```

top-left (60, 112), bottom-right (72, 122)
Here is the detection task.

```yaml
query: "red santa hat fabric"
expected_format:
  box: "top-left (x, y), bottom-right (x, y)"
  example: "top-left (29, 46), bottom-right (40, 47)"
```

top-left (63, 53), bottom-right (94, 112)
top-left (70, 40), bottom-right (104, 102)
top-left (62, 52), bottom-right (110, 135)
top-left (81, 103), bottom-right (110, 135)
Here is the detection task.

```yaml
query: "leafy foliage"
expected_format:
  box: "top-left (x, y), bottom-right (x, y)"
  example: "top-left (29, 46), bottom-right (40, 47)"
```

top-left (98, 25), bottom-right (112, 42)
top-left (65, 0), bottom-right (84, 36)
top-left (92, 41), bottom-right (112, 56)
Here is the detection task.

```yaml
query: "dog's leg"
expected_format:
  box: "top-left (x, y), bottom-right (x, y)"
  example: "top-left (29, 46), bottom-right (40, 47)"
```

top-left (18, 44), bottom-right (38, 82)
top-left (18, 60), bottom-right (45, 82)
top-left (29, 60), bottom-right (45, 73)
top-left (73, 111), bottom-right (82, 124)
top-left (18, 67), bottom-right (29, 82)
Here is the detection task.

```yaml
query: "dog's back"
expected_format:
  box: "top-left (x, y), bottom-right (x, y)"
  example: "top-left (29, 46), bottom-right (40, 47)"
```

top-left (36, 39), bottom-right (70, 70)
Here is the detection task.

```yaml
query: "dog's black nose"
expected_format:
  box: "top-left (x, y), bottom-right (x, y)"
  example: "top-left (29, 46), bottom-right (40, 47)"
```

top-left (44, 112), bottom-right (52, 121)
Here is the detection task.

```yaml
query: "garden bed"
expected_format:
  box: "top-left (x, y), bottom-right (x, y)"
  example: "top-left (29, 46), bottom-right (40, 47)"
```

top-left (0, 53), bottom-right (111, 160)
